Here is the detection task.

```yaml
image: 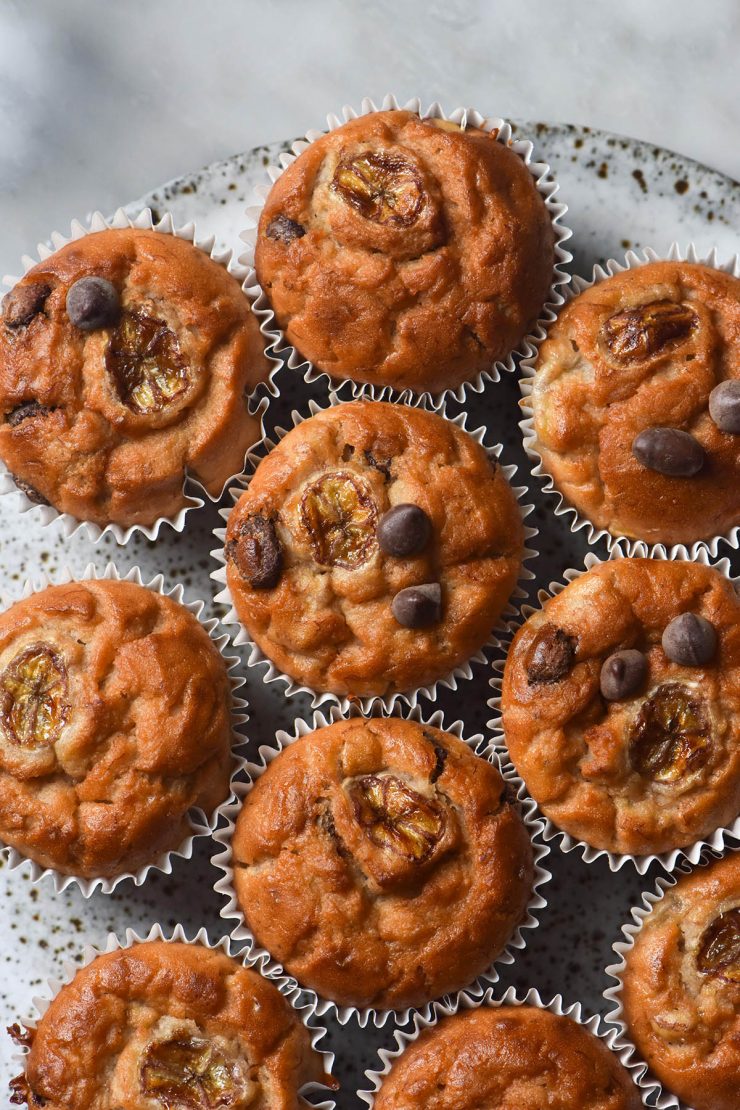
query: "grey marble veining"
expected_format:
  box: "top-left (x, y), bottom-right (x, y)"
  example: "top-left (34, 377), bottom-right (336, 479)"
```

top-left (1, 0), bottom-right (739, 275)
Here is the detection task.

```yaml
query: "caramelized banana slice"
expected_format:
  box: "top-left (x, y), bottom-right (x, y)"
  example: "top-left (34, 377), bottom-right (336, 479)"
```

top-left (106, 309), bottom-right (190, 415)
top-left (0, 643), bottom-right (68, 749)
top-left (348, 774), bottom-right (446, 862)
top-left (629, 683), bottom-right (711, 783)
top-left (602, 300), bottom-right (697, 363)
top-left (697, 907), bottom-right (740, 984)
top-left (332, 151), bottom-right (424, 227)
top-left (140, 1036), bottom-right (252, 1109)
top-left (300, 470), bottom-right (378, 568)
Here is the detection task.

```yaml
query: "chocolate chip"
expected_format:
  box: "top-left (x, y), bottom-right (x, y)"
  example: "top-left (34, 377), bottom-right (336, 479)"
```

top-left (708, 381), bottom-right (740, 435)
top-left (364, 449), bottom-right (391, 481)
top-left (600, 649), bottom-right (647, 701)
top-left (527, 624), bottom-right (577, 684)
top-left (66, 277), bottom-right (121, 331)
top-left (378, 503), bottom-right (432, 558)
top-left (265, 215), bottom-right (306, 243)
top-left (632, 427), bottom-right (705, 477)
top-left (662, 612), bottom-right (717, 666)
top-left (2, 282), bottom-right (51, 328)
top-left (5, 401), bottom-right (51, 427)
top-left (391, 583), bottom-right (441, 628)
top-left (226, 513), bottom-right (283, 589)
top-left (11, 475), bottom-right (49, 505)
top-left (430, 743), bottom-right (448, 783)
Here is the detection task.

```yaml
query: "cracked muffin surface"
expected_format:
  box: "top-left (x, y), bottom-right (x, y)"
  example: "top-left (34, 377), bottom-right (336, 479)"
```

top-left (0, 579), bottom-right (233, 878)
top-left (530, 261), bottom-right (740, 546)
top-left (621, 852), bottom-right (740, 1110)
top-left (501, 558), bottom-right (740, 857)
top-left (372, 1005), bottom-right (642, 1109)
top-left (0, 228), bottom-right (270, 528)
top-left (231, 716), bottom-right (534, 1010)
top-left (12, 940), bottom-right (331, 1109)
top-left (224, 400), bottom-right (525, 699)
top-left (255, 110), bottom-right (555, 394)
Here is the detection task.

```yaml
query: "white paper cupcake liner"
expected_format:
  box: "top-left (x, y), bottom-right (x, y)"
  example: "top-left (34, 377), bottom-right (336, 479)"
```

top-left (0, 561), bottom-right (249, 897)
top-left (240, 93), bottom-right (572, 406)
top-left (357, 984), bottom-right (653, 1107)
top-left (519, 242), bottom-right (740, 560)
top-left (212, 701), bottom-right (551, 1029)
top-left (8, 922), bottom-right (337, 1110)
top-left (211, 390), bottom-right (538, 713)
top-left (488, 541), bottom-right (740, 874)
top-left (0, 206), bottom-right (279, 544)
top-left (603, 836), bottom-right (740, 1110)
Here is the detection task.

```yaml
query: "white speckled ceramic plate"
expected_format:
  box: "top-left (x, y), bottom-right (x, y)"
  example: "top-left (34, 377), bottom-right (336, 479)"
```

top-left (1, 123), bottom-right (738, 1106)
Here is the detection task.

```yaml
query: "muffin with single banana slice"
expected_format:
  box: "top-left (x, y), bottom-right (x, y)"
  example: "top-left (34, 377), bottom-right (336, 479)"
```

top-left (0, 578), bottom-right (234, 880)
top-left (372, 1004), bottom-right (642, 1109)
top-left (229, 715), bottom-right (535, 1011)
top-left (620, 851), bottom-right (740, 1110)
top-left (528, 260), bottom-right (740, 546)
top-left (501, 557), bottom-right (740, 858)
top-left (255, 109), bottom-right (555, 394)
top-left (223, 400), bottom-right (525, 700)
top-left (0, 227), bottom-right (270, 529)
top-left (10, 939), bottom-right (333, 1109)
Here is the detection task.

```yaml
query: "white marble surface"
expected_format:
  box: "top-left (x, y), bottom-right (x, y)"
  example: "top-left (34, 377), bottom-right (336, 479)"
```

top-left (1, 0), bottom-right (739, 276)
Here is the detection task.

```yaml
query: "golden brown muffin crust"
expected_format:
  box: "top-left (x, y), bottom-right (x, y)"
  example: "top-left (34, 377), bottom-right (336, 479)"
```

top-left (531, 261), bottom-right (740, 545)
top-left (621, 852), bottom-right (740, 1110)
top-left (0, 579), bottom-right (233, 878)
top-left (225, 400), bottom-right (525, 698)
top-left (0, 228), bottom-right (270, 527)
top-left (232, 717), bottom-right (534, 1010)
top-left (255, 110), bottom-right (555, 393)
top-left (17, 940), bottom-right (330, 1109)
top-left (502, 559), bottom-right (740, 856)
top-left (373, 1005), bottom-right (642, 1109)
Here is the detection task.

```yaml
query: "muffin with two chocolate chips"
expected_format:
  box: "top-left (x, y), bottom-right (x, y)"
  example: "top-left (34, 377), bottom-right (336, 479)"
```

top-left (10, 939), bottom-right (333, 1109)
top-left (0, 578), bottom-right (234, 881)
top-left (500, 558), bottom-right (740, 857)
top-left (371, 1004), bottom-right (643, 1109)
top-left (228, 715), bottom-right (536, 1011)
top-left (255, 109), bottom-right (556, 394)
top-left (619, 851), bottom-right (740, 1110)
top-left (222, 400), bottom-right (526, 700)
top-left (528, 260), bottom-right (740, 546)
top-left (0, 227), bottom-right (271, 529)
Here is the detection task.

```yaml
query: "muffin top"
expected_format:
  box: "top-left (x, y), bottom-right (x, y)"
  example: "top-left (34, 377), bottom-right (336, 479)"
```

top-left (372, 1005), bottom-right (642, 1109)
top-left (530, 261), bottom-right (740, 546)
top-left (13, 940), bottom-right (331, 1110)
top-left (621, 852), bottom-right (739, 1110)
top-left (0, 228), bottom-right (270, 528)
top-left (231, 716), bottom-right (534, 1010)
top-left (0, 579), bottom-right (233, 879)
top-left (501, 558), bottom-right (740, 857)
top-left (255, 109), bottom-right (555, 394)
top-left (224, 400), bottom-right (525, 699)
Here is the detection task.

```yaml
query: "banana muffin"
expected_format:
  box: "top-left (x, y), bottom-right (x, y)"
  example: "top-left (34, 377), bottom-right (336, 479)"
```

top-left (255, 109), bottom-right (555, 394)
top-left (501, 558), bottom-right (740, 857)
top-left (620, 851), bottom-right (739, 1110)
top-left (372, 1004), bottom-right (642, 1109)
top-left (10, 939), bottom-right (333, 1109)
top-left (230, 716), bottom-right (535, 1010)
top-left (529, 261), bottom-right (740, 546)
top-left (0, 227), bottom-right (270, 528)
top-left (224, 400), bottom-right (525, 699)
top-left (0, 578), bottom-right (233, 879)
